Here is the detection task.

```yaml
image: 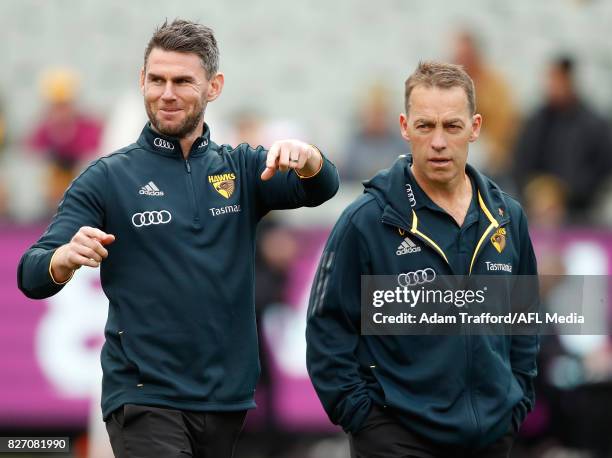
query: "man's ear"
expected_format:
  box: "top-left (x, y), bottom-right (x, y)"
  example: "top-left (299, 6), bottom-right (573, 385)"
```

top-left (399, 113), bottom-right (411, 142)
top-left (206, 72), bottom-right (225, 102)
top-left (139, 68), bottom-right (145, 95)
top-left (469, 113), bottom-right (482, 143)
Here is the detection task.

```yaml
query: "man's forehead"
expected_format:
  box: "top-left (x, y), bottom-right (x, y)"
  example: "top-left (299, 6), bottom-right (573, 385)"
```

top-left (408, 85), bottom-right (471, 118)
top-left (145, 48), bottom-right (204, 75)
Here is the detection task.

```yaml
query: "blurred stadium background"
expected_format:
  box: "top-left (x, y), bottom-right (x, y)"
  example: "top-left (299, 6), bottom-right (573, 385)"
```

top-left (2, 0), bottom-right (612, 457)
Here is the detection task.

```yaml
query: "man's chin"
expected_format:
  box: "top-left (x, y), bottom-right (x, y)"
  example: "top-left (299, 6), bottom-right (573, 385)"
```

top-left (149, 109), bottom-right (203, 139)
top-left (424, 169), bottom-right (458, 185)
top-left (153, 120), bottom-right (187, 138)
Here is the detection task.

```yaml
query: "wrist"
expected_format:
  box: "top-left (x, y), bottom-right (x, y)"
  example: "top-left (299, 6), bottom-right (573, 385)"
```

top-left (49, 247), bottom-right (75, 285)
top-left (296, 145), bottom-right (323, 179)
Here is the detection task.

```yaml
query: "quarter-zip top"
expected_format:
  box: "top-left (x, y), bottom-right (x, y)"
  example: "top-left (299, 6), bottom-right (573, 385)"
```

top-left (18, 123), bottom-right (340, 421)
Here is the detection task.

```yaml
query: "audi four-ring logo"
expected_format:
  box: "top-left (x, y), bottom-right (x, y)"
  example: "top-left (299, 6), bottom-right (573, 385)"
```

top-left (405, 184), bottom-right (416, 207)
top-left (397, 268), bottom-right (436, 287)
top-left (153, 138), bottom-right (175, 150)
top-left (132, 210), bottom-right (172, 227)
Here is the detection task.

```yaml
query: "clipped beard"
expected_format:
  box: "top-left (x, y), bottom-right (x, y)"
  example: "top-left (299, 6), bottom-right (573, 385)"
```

top-left (146, 103), bottom-right (204, 139)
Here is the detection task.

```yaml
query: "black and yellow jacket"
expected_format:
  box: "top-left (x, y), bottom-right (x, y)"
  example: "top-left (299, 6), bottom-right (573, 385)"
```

top-left (18, 123), bottom-right (339, 420)
top-left (306, 155), bottom-right (538, 448)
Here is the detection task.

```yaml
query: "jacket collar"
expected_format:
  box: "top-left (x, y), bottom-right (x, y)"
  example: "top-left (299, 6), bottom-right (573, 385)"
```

top-left (365, 155), bottom-right (511, 273)
top-left (368, 155), bottom-right (510, 227)
top-left (383, 155), bottom-right (509, 226)
top-left (137, 122), bottom-right (211, 158)
top-left (464, 161), bottom-right (510, 227)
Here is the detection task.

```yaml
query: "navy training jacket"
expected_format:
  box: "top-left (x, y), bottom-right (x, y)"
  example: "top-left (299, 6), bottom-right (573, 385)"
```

top-left (18, 123), bottom-right (339, 419)
top-left (306, 156), bottom-right (538, 448)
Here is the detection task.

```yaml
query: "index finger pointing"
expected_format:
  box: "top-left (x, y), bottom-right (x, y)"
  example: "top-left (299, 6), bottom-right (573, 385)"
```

top-left (80, 226), bottom-right (111, 242)
top-left (266, 143), bottom-right (281, 169)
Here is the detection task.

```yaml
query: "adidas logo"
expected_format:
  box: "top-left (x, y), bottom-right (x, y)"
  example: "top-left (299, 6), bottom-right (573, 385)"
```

top-left (396, 236), bottom-right (421, 255)
top-left (139, 181), bottom-right (165, 196)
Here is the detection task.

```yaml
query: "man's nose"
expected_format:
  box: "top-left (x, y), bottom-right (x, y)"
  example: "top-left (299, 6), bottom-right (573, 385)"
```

top-left (431, 129), bottom-right (447, 151)
top-left (161, 82), bottom-right (176, 100)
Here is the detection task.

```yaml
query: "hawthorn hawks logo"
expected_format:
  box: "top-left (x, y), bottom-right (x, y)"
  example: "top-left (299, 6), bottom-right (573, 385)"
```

top-left (208, 173), bottom-right (236, 199)
top-left (491, 227), bottom-right (506, 253)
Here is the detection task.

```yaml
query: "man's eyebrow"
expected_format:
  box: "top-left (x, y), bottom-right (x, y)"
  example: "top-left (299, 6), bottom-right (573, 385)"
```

top-left (443, 118), bottom-right (465, 125)
top-left (147, 72), bottom-right (195, 82)
top-left (172, 75), bottom-right (196, 82)
top-left (413, 118), bottom-right (434, 124)
top-left (146, 72), bottom-right (164, 80)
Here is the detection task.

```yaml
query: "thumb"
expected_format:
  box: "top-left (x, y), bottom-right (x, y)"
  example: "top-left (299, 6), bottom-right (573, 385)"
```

top-left (100, 234), bottom-right (116, 245)
top-left (260, 166), bottom-right (276, 181)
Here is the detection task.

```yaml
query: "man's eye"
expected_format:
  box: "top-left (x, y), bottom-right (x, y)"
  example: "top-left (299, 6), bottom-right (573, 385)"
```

top-left (447, 125), bottom-right (461, 131)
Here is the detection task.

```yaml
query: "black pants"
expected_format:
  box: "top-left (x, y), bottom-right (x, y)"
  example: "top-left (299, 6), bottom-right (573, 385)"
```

top-left (349, 405), bottom-right (515, 458)
top-left (105, 404), bottom-right (247, 458)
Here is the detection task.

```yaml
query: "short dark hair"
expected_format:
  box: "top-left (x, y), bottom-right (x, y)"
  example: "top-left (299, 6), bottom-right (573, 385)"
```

top-left (553, 55), bottom-right (574, 77)
top-left (404, 61), bottom-right (476, 115)
top-left (144, 19), bottom-right (219, 78)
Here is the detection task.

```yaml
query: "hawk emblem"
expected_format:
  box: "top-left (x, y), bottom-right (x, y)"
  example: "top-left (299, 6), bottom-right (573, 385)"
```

top-left (491, 227), bottom-right (506, 253)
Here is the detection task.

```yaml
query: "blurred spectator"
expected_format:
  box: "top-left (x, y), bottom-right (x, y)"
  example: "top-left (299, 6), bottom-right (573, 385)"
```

top-left (26, 68), bottom-right (103, 211)
top-left (519, 172), bottom-right (612, 457)
top-left (524, 175), bottom-right (569, 230)
top-left (452, 29), bottom-right (519, 179)
top-left (222, 110), bottom-right (307, 154)
top-left (231, 109), bottom-right (266, 148)
top-left (252, 219), bottom-right (298, 456)
top-left (341, 83), bottom-right (407, 182)
top-left (255, 221), bottom-right (298, 313)
top-left (513, 56), bottom-right (612, 222)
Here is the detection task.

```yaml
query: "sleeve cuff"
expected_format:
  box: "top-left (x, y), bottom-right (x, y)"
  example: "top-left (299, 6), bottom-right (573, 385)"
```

top-left (49, 249), bottom-right (74, 285)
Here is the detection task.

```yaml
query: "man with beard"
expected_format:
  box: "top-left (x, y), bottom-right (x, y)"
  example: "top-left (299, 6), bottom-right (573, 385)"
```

top-left (18, 20), bottom-right (339, 458)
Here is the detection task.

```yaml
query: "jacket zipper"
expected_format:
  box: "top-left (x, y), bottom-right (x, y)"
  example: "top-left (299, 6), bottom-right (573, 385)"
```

top-left (383, 214), bottom-right (485, 436)
top-left (384, 195), bottom-right (511, 439)
top-left (184, 159), bottom-right (201, 227)
top-left (465, 331), bottom-right (480, 438)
